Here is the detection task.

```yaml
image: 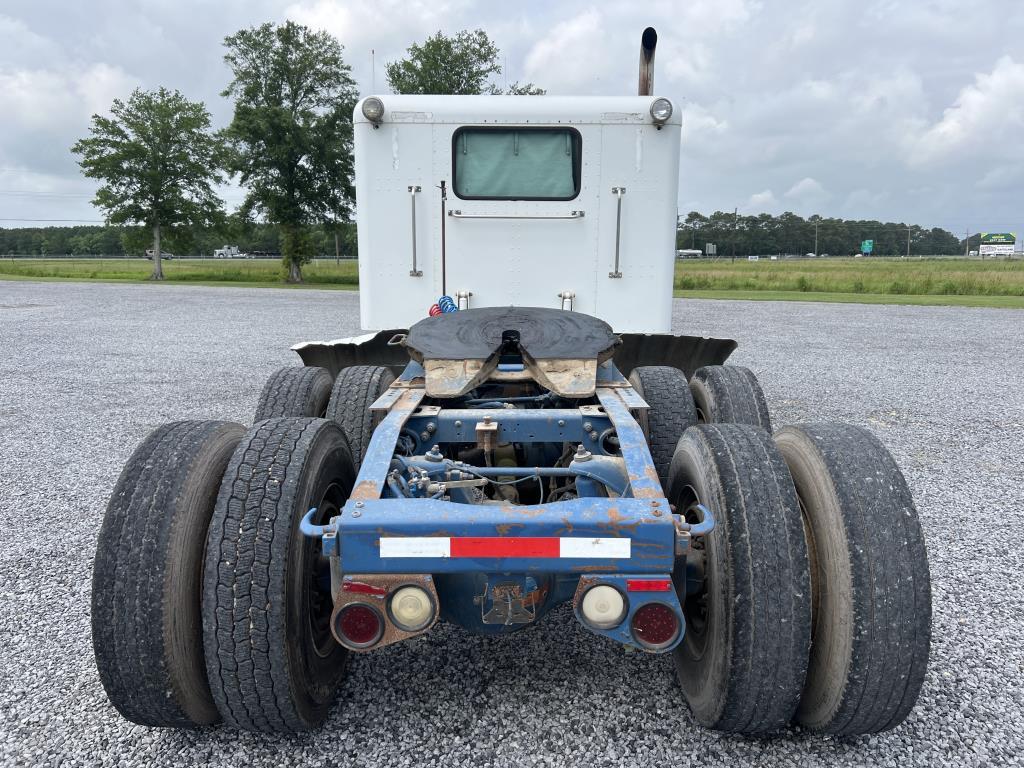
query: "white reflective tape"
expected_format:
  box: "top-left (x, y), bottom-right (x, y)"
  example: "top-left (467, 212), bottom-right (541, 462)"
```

top-left (559, 537), bottom-right (632, 559)
top-left (379, 537), bottom-right (451, 558)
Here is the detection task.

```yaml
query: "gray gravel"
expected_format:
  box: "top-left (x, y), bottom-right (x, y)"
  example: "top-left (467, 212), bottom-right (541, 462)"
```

top-left (1, 280), bottom-right (1022, 767)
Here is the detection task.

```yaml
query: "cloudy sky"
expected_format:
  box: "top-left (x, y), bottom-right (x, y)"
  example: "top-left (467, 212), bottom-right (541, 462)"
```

top-left (1, 0), bottom-right (1022, 234)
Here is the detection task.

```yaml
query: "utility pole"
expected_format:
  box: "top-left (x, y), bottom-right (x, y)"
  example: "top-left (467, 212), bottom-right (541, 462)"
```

top-left (731, 207), bottom-right (737, 262)
top-left (964, 230), bottom-right (970, 258)
top-left (906, 226), bottom-right (911, 259)
top-left (334, 212), bottom-right (340, 265)
top-left (814, 219), bottom-right (819, 257)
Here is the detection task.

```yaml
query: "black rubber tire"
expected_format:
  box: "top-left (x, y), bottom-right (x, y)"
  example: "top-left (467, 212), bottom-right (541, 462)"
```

top-left (689, 365), bottom-right (772, 431)
top-left (627, 366), bottom-right (698, 489)
top-left (325, 365), bottom-right (396, 467)
top-left (667, 424), bottom-right (811, 734)
top-left (92, 420), bottom-right (245, 727)
top-left (775, 424), bottom-right (931, 735)
top-left (202, 417), bottom-right (356, 734)
top-left (254, 366), bottom-right (333, 421)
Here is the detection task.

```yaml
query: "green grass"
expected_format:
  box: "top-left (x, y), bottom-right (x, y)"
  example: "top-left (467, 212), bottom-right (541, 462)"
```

top-left (674, 257), bottom-right (1024, 297)
top-left (0, 257), bottom-right (359, 286)
top-left (2, 256), bottom-right (1023, 308)
top-left (674, 288), bottom-right (1024, 309)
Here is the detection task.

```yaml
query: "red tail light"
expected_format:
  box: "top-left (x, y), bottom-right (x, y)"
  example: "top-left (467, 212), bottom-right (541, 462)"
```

top-left (626, 578), bottom-right (673, 592)
top-left (334, 603), bottom-right (384, 648)
top-left (631, 602), bottom-right (679, 649)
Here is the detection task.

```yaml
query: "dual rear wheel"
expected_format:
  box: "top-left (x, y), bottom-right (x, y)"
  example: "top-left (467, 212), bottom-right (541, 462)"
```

top-left (92, 364), bottom-right (395, 733)
top-left (633, 364), bottom-right (931, 736)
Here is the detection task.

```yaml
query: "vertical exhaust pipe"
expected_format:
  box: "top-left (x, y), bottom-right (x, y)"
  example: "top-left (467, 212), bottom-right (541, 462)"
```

top-left (638, 27), bottom-right (657, 96)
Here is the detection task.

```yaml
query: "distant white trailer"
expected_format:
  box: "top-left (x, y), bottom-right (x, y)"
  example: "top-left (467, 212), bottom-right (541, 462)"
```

top-left (353, 95), bottom-right (682, 333)
top-left (676, 248), bottom-right (702, 259)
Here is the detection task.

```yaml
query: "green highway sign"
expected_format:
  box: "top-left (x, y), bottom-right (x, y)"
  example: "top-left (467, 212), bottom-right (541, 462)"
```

top-left (861, 239), bottom-right (874, 254)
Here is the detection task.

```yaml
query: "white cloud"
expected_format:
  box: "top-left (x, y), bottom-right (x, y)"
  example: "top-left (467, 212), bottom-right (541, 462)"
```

top-left (910, 56), bottom-right (1024, 166)
top-left (747, 190), bottom-right (777, 210)
top-left (523, 10), bottom-right (610, 93)
top-left (785, 177), bottom-right (826, 200)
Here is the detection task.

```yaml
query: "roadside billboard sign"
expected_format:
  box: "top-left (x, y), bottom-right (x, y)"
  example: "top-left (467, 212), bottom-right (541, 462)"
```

top-left (979, 233), bottom-right (1016, 257)
top-left (980, 233), bottom-right (1016, 244)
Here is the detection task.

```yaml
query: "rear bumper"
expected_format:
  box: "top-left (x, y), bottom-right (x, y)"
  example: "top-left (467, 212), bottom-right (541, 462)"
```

top-left (326, 496), bottom-right (681, 575)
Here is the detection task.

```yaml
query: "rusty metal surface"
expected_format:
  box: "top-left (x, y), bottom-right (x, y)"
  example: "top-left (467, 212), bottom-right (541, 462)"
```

top-left (350, 388), bottom-right (426, 502)
top-left (331, 573), bottom-right (439, 652)
top-left (596, 387), bottom-right (664, 499)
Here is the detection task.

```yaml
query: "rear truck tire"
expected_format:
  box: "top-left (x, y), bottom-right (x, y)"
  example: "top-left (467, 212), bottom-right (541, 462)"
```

top-left (774, 424), bottom-right (931, 735)
top-left (91, 420), bottom-right (246, 727)
top-left (667, 424), bottom-right (811, 734)
top-left (202, 417), bottom-right (357, 734)
top-left (325, 365), bottom-right (396, 467)
top-left (254, 366), bottom-right (333, 421)
top-left (627, 365), bottom-right (698, 489)
top-left (689, 365), bottom-right (772, 431)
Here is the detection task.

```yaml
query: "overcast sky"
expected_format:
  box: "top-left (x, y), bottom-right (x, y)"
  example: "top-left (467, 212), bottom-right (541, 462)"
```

top-left (1, 0), bottom-right (1022, 234)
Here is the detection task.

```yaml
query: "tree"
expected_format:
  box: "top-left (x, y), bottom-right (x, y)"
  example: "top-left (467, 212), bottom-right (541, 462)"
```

top-left (222, 21), bottom-right (358, 282)
top-left (71, 88), bottom-right (225, 279)
top-left (386, 29), bottom-right (544, 95)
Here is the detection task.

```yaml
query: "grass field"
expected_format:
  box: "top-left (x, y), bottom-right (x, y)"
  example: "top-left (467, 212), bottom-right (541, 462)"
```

top-left (2, 256), bottom-right (1023, 308)
top-left (0, 257), bottom-right (360, 287)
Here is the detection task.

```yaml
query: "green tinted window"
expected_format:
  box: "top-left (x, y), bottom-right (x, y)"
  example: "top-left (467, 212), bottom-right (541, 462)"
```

top-left (453, 128), bottom-right (581, 200)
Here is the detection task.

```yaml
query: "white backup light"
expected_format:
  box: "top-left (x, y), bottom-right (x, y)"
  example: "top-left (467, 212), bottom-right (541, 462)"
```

top-left (581, 585), bottom-right (626, 629)
top-left (362, 97), bottom-right (385, 123)
top-left (389, 585), bottom-right (434, 631)
top-left (650, 97), bottom-right (673, 124)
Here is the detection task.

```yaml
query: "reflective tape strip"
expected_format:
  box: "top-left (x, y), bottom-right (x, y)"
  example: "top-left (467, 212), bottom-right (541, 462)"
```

top-left (559, 537), bottom-right (631, 559)
top-left (379, 537), bottom-right (451, 558)
top-left (378, 536), bottom-right (631, 559)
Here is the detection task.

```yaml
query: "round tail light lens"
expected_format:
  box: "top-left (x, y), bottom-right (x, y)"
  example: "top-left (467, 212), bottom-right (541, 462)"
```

top-left (335, 603), bottom-right (384, 648)
top-left (580, 585), bottom-right (627, 629)
top-left (389, 585), bottom-right (435, 632)
top-left (631, 602), bottom-right (680, 649)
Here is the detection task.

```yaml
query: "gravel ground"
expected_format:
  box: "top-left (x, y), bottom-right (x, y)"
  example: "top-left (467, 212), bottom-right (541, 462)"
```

top-left (1, 280), bottom-right (1022, 768)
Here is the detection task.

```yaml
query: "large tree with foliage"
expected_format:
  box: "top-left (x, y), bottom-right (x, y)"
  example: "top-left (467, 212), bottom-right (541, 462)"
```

top-left (386, 29), bottom-right (544, 95)
top-left (71, 88), bottom-right (225, 279)
top-left (222, 21), bottom-right (358, 282)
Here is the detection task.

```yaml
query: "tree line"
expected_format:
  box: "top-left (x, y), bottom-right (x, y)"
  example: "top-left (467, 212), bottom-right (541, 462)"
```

top-left (64, 24), bottom-right (541, 281)
top-left (678, 211), bottom-right (965, 257)
top-left (0, 222), bottom-right (356, 258)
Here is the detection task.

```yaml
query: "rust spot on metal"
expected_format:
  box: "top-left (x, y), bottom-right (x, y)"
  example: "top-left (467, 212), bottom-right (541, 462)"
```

top-left (351, 479), bottom-right (381, 501)
top-left (495, 523), bottom-right (526, 536)
top-left (598, 507), bottom-right (642, 537)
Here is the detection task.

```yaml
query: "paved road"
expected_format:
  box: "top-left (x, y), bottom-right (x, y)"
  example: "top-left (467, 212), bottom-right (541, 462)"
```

top-left (1, 280), bottom-right (1022, 767)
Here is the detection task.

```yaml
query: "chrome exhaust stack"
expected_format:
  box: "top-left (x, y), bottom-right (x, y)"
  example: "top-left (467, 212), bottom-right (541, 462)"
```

top-left (638, 27), bottom-right (657, 96)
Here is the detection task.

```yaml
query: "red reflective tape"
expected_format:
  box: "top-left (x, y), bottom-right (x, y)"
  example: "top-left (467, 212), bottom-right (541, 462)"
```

top-left (626, 578), bottom-right (673, 592)
top-left (342, 581), bottom-right (388, 595)
top-left (449, 537), bottom-right (561, 558)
